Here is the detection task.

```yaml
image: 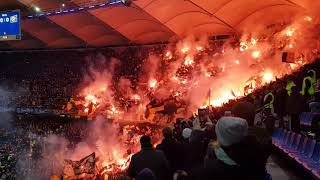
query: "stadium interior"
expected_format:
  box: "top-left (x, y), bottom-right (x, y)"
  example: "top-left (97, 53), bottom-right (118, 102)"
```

top-left (1, 0), bottom-right (320, 180)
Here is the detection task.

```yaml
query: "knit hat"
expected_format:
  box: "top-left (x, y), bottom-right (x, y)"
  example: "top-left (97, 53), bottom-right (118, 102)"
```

top-left (215, 116), bottom-right (248, 147)
top-left (182, 128), bottom-right (192, 139)
top-left (136, 168), bottom-right (155, 180)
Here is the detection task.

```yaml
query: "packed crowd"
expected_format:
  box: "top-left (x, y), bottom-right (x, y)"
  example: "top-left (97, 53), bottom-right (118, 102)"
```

top-left (125, 59), bottom-right (320, 180)
top-left (0, 45), bottom-right (320, 179)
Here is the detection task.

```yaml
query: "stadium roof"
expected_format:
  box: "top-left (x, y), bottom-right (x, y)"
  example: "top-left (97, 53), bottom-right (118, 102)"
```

top-left (0, 0), bottom-right (314, 50)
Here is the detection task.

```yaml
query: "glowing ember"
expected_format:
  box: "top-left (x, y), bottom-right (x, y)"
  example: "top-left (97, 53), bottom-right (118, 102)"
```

top-left (240, 42), bottom-right (248, 52)
top-left (149, 79), bottom-right (157, 88)
top-left (100, 87), bottom-right (107, 92)
top-left (173, 91), bottom-right (180, 97)
top-left (132, 94), bottom-right (141, 101)
top-left (251, 50), bottom-right (261, 59)
top-left (196, 46), bottom-right (204, 51)
top-left (289, 63), bottom-right (299, 70)
top-left (251, 38), bottom-right (258, 45)
top-left (180, 79), bottom-right (187, 85)
top-left (286, 28), bottom-right (295, 37)
top-left (210, 91), bottom-right (238, 107)
top-left (184, 56), bottom-right (194, 66)
top-left (165, 51), bottom-right (173, 59)
top-left (262, 70), bottom-right (274, 83)
top-left (181, 46), bottom-right (190, 54)
top-left (111, 105), bottom-right (117, 113)
top-left (304, 16), bottom-right (312, 22)
top-left (288, 44), bottom-right (293, 48)
top-left (205, 72), bottom-right (211, 77)
top-left (85, 94), bottom-right (99, 105)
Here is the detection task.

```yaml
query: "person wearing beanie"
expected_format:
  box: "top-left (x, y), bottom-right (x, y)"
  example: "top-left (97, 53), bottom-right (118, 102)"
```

top-left (231, 101), bottom-right (272, 170)
top-left (182, 128), bottom-right (192, 140)
top-left (215, 117), bottom-right (248, 147)
top-left (183, 117), bottom-right (267, 180)
top-left (127, 136), bottom-right (170, 180)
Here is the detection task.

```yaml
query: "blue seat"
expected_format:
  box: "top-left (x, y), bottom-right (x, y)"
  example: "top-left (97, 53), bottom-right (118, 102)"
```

top-left (274, 130), bottom-right (288, 146)
top-left (302, 143), bottom-right (320, 171)
top-left (294, 138), bottom-right (316, 162)
top-left (280, 133), bottom-right (297, 151)
top-left (283, 134), bottom-right (301, 154)
top-left (278, 132), bottom-right (295, 150)
top-left (300, 112), bottom-right (316, 126)
top-left (288, 136), bottom-right (308, 158)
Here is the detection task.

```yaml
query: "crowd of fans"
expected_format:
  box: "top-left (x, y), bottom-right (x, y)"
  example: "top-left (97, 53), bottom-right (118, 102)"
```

top-left (125, 59), bottom-right (320, 180)
top-left (0, 44), bottom-right (320, 179)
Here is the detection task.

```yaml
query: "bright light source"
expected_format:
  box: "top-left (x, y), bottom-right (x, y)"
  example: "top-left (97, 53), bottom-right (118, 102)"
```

top-left (196, 46), bottom-right (204, 51)
top-left (251, 50), bottom-right (261, 59)
top-left (239, 42), bottom-right (248, 52)
top-left (262, 70), bottom-right (274, 83)
top-left (288, 44), bottom-right (293, 48)
top-left (251, 38), bottom-right (257, 45)
top-left (304, 16), bottom-right (312, 22)
top-left (149, 79), bottom-right (157, 88)
top-left (286, 28), bottom-right (295, 37)
top-left (34, 6), bottom-right (41, 12)
top-left (181, 46), bottom-right (190, 54)
top-left (62, 3), bottom-right (65, 7)
top-left (184, 56), bottom-right (194, 66)
top-left (235, 60), bottom-right (240, 64)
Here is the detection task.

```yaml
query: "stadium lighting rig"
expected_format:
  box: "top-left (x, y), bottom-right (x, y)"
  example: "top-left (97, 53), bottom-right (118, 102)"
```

top-left (27, 0), bottom-right (130, 19)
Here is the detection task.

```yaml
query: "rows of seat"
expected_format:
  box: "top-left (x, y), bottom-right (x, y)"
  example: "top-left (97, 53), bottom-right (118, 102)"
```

top-left (272, 128), bottom-right (320, 179)
top-left (300, 112), bottom-right (319, 126)
top-left (300, 112), bottom-right (314, 126)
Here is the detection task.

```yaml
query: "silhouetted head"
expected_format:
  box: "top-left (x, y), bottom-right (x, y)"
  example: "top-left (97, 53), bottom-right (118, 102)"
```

top-left (140, 135), bottom-right (152, 148)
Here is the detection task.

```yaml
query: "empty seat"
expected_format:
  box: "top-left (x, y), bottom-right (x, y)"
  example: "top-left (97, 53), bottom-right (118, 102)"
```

top-left (302, 142), bottom-right (320, 171)
top-left (274, 130), bottom-right (288, 147)
top-left (278, 132), bottom-right (295, 150)
top-left (283, 134), bottom-right (301, 154)
top-left (294, 138), bottom-right (316, 162)
top-left (288, 136), bottom-right (308, 158)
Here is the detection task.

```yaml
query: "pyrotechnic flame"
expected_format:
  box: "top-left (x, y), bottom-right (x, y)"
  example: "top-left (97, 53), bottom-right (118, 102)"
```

top-left (111, 105), bottom-right (117, 113)
top-left (85, 94), bottom-right (99, 105)
top-left (196, 46), bottom-right (204, 51)
top-left (240, 42), bottom-right (248, 52)
top-left (165, 51), bottom-right (173, 59)
top-left (149, 79), bottom-right (157, 88)
top-left (251, 38), bottom-right (258, 45)
top-left (184, 56), bottom-right (194, 66)
top-left (286, 28), bottom-right (295, 37)
top-left (210, 91), bottom-right (238, 107)
top-left (174, 92), bottom-right (180, 97)
top-left (100, 87), bottom-right (107, 92)
top-left (262, 70), bottom-right (274, 83)
top-left (132, 94), bottom-right (141, 101)
top-left (205, 72), bottom-right (211, 77)
top-left (181, 46), bottom-right (190, 54)
top-left (251, 50), bottom-right (261, 59)
top-left (289, 63), bottom-right (299, 70)
top-left (304, 16), bottom-right (312, 22)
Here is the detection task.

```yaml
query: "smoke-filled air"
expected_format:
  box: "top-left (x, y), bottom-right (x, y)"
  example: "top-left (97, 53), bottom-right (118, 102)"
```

top-left (38, 14), bottom-right (320, 178)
